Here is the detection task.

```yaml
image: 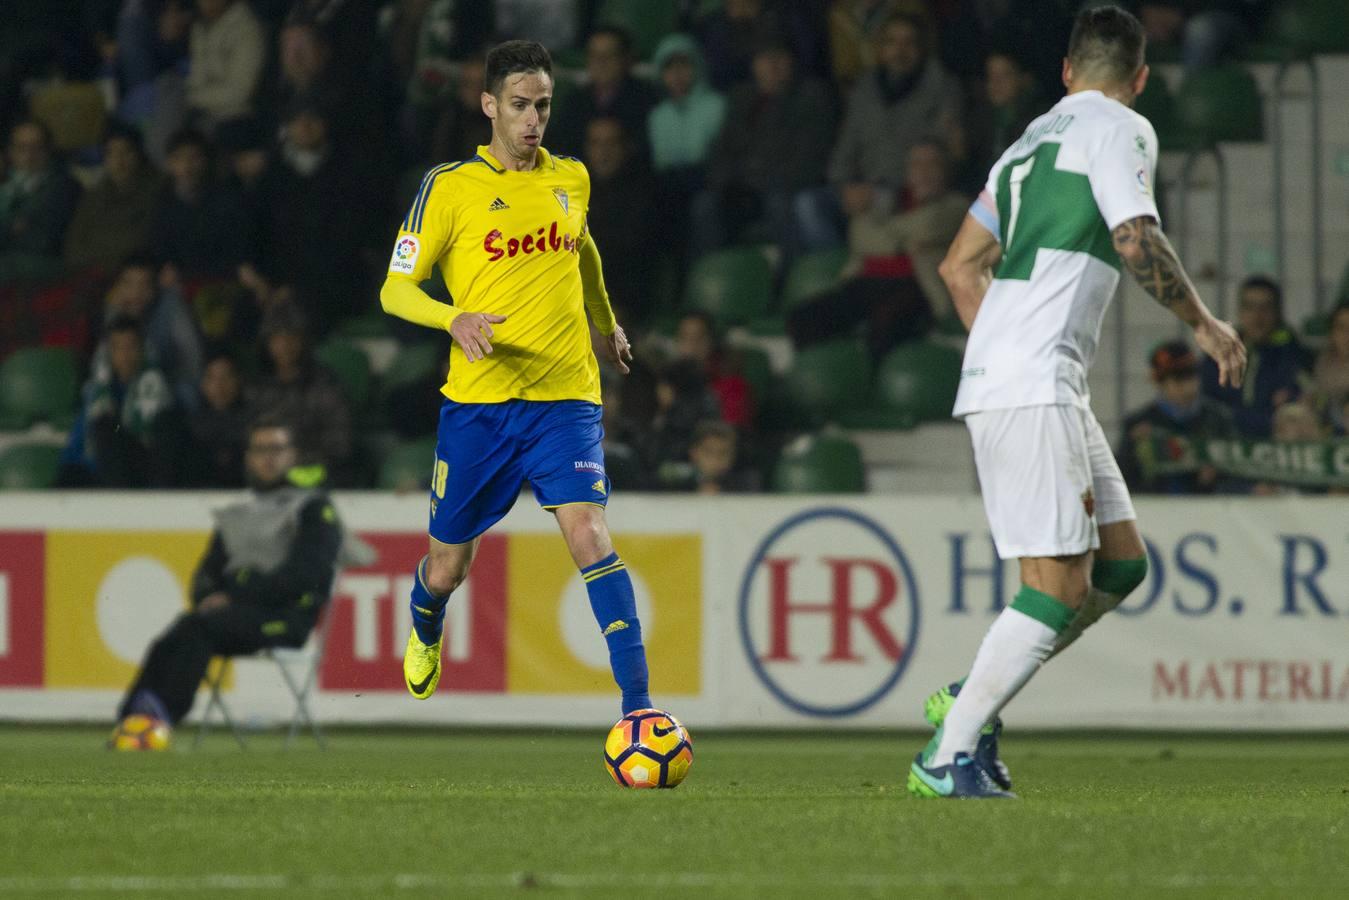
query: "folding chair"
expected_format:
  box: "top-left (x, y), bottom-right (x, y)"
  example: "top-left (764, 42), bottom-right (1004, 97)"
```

top-left (194, 606), bottom-right (335, 750)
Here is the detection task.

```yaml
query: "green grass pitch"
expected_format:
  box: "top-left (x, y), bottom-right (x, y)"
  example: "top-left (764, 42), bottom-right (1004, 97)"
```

top-left (2, 727), bottom-right (1347, 898)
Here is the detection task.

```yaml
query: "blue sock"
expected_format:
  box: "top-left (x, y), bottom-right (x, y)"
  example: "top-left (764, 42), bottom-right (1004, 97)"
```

top-left (409, 556), bottom-right (451, 645)
top-left (581, 552), bottom-right (651, 714)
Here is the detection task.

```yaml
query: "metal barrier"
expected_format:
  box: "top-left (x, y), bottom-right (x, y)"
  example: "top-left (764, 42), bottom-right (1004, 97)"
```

top-left (1271, 58), bottom-right (1324, 313)
top-left (1175, 146), bottom-right (1230, 319)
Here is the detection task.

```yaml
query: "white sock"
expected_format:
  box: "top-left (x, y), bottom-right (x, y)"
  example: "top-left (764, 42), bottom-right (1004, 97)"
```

top-left (931, 608), bottom-right (1058, 767)
top-left (1050, 587), bottom-right (1117, 659)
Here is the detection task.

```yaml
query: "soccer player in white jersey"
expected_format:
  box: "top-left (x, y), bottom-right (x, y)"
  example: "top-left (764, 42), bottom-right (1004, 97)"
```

top-left (908, 5), bottom-right (1247, 799)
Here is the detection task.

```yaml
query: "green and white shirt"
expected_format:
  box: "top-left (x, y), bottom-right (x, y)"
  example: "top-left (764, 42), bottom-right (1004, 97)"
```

top-left (953, 90), bottom-right (1160, 417)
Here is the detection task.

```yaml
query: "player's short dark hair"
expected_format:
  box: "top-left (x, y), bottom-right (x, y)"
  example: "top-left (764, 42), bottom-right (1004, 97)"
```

top-left (485, 40), bottom-right (552, 96)
top-left (1239, 275), bottom-right (1283, 314)
top-left (1067, 5), bottom-right (1145, 85)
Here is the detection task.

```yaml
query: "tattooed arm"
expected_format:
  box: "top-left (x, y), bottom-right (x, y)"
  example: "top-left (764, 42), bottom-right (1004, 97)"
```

top-left (939, 214), bottom-right (1003, 331)
top-left (1111, 215), bottom-right (1247, 388)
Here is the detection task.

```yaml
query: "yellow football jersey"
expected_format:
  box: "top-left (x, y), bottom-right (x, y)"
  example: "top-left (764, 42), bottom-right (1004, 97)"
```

top-left (384, 145), bottom-right (607, 404)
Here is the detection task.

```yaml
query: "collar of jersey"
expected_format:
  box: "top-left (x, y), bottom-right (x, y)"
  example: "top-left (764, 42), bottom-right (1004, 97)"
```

top-left (476, 145), bottom-right (555, 174)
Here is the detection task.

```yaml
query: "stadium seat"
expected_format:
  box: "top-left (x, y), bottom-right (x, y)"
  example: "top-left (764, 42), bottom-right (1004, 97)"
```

top-left (781, 247), bottom-right (850, 311)
top-left (0, 443), bottom-right (62, 489)
top-left (333, 310), bottom-right (391, 340)
top-left (596, 0), bottom-right (681, 60)
top-left (1266, 0), bottom-right (1349, 55)
top-left (1176, 64), bottom-right (1263, 145)
top-left (1133, 74), bottom-right (1183, 151)
top-left (0, 347), bottom-right (78, 429)
top-left (782, 339), bottom-right (871, 426)
top-left (771, 433), bottom-right (866, 494)
top-left (874, 340), bottom-right (963, 423)
top-left (378, 436), bottom-right (437, 491)
top-left (379, 342), bottom-right (445, 397)
top-left (314, 340), bottom-right (372, 412)
top-left (685, 248), bottom-right (774, 326)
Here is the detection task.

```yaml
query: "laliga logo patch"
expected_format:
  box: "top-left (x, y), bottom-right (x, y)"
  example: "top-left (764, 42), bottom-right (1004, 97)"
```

top-left (389, 235), bottom-right (420, 273)
top-left (1135, 166), bottom-right (1151, 197)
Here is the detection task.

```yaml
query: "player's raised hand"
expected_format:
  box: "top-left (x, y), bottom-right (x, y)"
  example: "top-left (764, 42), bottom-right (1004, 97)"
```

top-left (450, 312), bottom-right (507, 362)
top-left (1193, 315), bottom-right (1246, 388)
top-left (604, 324), bottom-right (633, 375)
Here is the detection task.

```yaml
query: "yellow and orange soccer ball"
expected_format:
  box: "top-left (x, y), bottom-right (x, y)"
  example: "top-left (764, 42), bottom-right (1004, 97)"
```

top-left (604, 708), bottom-right (693, 789)
top-left (108, 714), bottom-right (171, 751)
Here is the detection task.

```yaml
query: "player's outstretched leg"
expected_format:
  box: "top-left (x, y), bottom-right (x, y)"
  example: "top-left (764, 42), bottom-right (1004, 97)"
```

top-left (924, 679), bottom-right (1011, 789)
top-left (581, 551), bottom-right (652, 714)
top-left (921, 569), bottom-right (1084, 793)
top-left (405, 540), bottom-right (476, 699)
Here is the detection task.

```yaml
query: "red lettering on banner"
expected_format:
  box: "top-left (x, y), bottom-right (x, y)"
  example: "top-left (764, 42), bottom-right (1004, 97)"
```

top-left (1154, 659), bottom-right (1349, 703)
top-left (763, 556), bottom-right (904, 664)
top-left (320, 533), bottom-right (506, 692)
top-left (0, 532), bottom-right (44, 686)
top-left (1288, 661), bottom-right (1313, 700)
top-left (1153, 661), bottom-right (1188, 699)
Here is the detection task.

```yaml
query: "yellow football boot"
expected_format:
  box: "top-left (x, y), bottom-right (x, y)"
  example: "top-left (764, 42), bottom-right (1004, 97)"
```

top-left (404, 629), bottom-right (442, 699)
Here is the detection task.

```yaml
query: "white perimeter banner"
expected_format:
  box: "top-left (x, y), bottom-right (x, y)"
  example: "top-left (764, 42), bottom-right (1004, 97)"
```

top-left (1, 492), bottom-right (1346, 730)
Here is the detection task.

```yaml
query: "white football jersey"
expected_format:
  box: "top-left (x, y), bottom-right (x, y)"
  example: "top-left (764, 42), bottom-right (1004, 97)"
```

top-left (952, 90), bottom-right (1160, 417)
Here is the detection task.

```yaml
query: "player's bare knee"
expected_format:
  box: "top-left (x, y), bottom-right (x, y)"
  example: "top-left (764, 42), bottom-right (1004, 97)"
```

top-left (557, 506), bottom-right (613, 568)
top-left (424, 549), bottom-right (472, 596)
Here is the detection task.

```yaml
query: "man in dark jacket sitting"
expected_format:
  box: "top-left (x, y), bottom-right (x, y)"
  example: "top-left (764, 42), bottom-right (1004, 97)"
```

top-left (113, 417), bottom-right (342, 742)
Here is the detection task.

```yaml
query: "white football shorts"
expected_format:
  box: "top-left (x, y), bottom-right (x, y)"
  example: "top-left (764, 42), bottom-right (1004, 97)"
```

top-left (965, 403), bottom-right (1136, 560)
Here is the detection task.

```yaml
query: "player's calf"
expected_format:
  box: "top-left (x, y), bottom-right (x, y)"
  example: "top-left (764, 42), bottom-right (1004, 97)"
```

top-left (581, 552), bottom-right (651, 714)
top-left (1051, 556), bottom-right (1148, 657)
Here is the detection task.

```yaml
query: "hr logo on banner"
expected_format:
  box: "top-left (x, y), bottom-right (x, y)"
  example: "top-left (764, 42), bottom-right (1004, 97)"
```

top-left (738, 508), bottom-right (919, 717)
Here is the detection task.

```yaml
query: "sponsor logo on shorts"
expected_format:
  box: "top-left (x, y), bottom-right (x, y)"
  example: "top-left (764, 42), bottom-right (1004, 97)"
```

top-left (389, 235), bottom-right (419, 273)
top-left (591, 480), bottom-right (606, 496)
top-left (574, 461), bottom-right (604, 473)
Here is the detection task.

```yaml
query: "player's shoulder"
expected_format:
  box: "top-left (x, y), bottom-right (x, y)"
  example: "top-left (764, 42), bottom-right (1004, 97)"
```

top-left (420, 155), bottom-right (497, 197)
top-left (549, 150), bottom-right (590, 182)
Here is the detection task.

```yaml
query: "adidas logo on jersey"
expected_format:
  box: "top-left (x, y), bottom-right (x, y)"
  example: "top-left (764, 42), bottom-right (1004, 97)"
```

top-left (488, 197), bottom-right (509, 211)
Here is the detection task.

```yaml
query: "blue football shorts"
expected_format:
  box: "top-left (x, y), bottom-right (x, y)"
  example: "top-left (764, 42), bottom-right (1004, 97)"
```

top-left (427, 399), bottom-right (609, 544)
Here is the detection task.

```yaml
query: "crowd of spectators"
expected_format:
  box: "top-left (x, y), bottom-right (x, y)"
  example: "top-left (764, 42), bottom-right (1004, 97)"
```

top-left (0, 0), bottom-right (1336, 496)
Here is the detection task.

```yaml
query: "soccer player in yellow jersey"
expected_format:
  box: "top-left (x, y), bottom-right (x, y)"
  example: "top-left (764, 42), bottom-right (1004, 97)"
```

top-left (381, 40), bottom-right (653, 713)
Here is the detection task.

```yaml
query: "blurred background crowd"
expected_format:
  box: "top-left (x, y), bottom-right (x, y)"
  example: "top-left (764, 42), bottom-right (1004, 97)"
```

top-left (1, 0), bottom-right (1346, 495)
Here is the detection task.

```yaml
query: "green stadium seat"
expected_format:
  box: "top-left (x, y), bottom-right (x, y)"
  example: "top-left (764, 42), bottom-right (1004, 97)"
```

top-left (596, 0), bottom-right (681, 60)
top-left (771, 433), bottom-right (866, 494)
top-left (781, 247), bottom-right (850, 311)
top-left (380, 342), bottom-right (445, 396)
top-left (685, 248), bottom-right (774, 326)
top-left (782, 339), bottom-right (872, 426)
top-left (1134, 74), bottom-right (1183, 151)
top-left (314, 340), bottom-right (372, 411)
top-left (0, 347), bottom-right (78, 429)
top-left (1176, 64), bottom-right (1263, 146)
top-left (1268, 0), bottom-right (1349, 55)
top-left (836, 340), bottom-right (962, 430)
top-left (0, 443), bottom-right (62, 489)
top-left (378, 436), bottom-right (437, 491)
top-left (334, 310), bottom-right (391, 340)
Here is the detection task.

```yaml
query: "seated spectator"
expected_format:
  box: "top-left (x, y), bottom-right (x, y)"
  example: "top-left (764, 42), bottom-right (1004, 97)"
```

top-left (549, 27), bottom-right (660, 161)
top-left (186, 0), bottom-right (266, 132)
top-left (656, 419), bottom-right (758, 494)
top-left (1312, 304), bottom-right (1349, 426)
top-left (806, 12), bottom-right (964, 249)
top-left (186, 352), bottom-right (250, 487)
top-left (699, 0), bottom-right (811, 91)
top-left (0, 119), bottom-right (80, 282)
top-left (494, 0), bottom-right (581, 55)
top-left (1140, 1), bottom-right (1271, 72)
top-left (964, 48), bottom-right (1049, 189)
top-left (248, 304), bottom-right (354, 484)
top-left (826, 0), bottom-right (927, 88)
top-left (259, 101), bottom-right (368, 325)
top-left (64, 126), bottom-right (164, 272)
top-left (648, 35), bottom-right (726, 181)
top-left (693, 34), bottom-right (836, 256)
top-left (642, 359), bottom-right (722, 471)
top-left (1202, 276), bottom-right (1314, 438)
top-left (674, 311), bottom-right (753, 428)
top-left (151, 127), bottom-right (254, 278)
top-left (1252, 401), bottom-right (1326, 496)
top-left (1118, 340), bottom-right (1237, 495)
top-left (425, 57), bottom-right (491, 164)
top-left (112, 417), bottom-right (344, 742)
top-left (65, 316), bottom-right (180, 487)
top-left (216, 115), bottom-right (273, 236)
top-left (93, 255), bottom-right (204, 409)
top-left (788, 138), bottom-right (967, 359)
top-left (584, 118), bottom-right (657, 324)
